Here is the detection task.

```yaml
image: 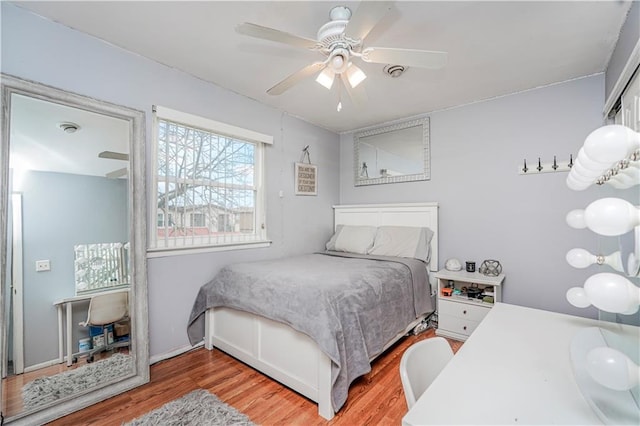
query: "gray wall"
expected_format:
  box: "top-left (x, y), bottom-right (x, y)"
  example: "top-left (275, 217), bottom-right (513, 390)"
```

top-left (605, 0), bottom-right (639, 102)
top-left (20, 171), bottom-right (128, 367)
top-left (340, 75), bottom-right (639, 320)
top-left (2, 3), bottom-right (340, 360)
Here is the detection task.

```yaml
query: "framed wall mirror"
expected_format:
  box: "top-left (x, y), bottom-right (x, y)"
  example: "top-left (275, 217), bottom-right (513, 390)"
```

top-left (0, 74), bottom-right (149, 424)
top-left (354, 117), bottom-right (430, 186)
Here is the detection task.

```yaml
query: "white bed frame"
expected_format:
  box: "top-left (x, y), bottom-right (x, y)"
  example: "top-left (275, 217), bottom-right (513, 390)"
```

top-left (204, 202), bottom-right (439, 420)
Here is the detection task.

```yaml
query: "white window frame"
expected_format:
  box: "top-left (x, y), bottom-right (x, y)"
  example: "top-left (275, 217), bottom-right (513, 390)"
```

top-left (148, 106), bottom-right (272, 257)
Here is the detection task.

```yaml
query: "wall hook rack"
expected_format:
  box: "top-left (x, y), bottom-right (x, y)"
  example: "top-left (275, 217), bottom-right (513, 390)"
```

top-left (519, 155), bottom-right (573, 175)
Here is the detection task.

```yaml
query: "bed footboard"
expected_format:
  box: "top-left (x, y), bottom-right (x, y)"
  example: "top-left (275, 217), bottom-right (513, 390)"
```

top-left (204, 307), bottom-right (334, 420)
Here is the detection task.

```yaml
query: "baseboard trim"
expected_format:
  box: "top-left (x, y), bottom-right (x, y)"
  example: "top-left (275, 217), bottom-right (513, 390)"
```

top-left (25, 343), bottom-right (205, 372)
top-left (24, 359), bottom-right (59, 373)
top-left (150, 341), bottom-right (204, 365)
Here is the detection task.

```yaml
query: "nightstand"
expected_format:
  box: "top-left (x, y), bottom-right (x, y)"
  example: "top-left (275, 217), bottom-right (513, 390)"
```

top-left (434, 269), bottom-right (505, 341)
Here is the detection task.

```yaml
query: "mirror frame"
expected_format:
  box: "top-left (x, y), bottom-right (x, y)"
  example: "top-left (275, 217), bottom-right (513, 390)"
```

top-left (0, 74), bottom-right (149, 424)
top-left (354, 117), bottom-right (430, 186)
top-left (619, 227), bottom-right (640, 277)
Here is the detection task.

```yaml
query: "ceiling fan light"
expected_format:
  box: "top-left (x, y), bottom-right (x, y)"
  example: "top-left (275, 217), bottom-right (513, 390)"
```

top-left (328, 47), bottom-right (350, 73)
top-left (331, 55), bottom-right (345, 71)
top-left (346, 63), bottom-right (367, 88)
top-left (316, 68), bottom-right (335, 90)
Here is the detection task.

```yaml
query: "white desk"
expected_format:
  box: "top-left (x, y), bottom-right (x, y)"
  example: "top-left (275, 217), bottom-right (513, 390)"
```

top-left (403, 303), bottom-right (640, 425)
top-left (53, 287), bottom-right (129, 367)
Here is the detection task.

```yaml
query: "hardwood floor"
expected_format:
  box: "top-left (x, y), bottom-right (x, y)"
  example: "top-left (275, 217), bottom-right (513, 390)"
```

top-left (43, 329), bottom-right (461, 426)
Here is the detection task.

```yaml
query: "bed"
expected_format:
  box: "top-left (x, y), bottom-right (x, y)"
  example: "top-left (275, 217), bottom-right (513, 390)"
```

top-left (187, 202), bottom-right (439, 420)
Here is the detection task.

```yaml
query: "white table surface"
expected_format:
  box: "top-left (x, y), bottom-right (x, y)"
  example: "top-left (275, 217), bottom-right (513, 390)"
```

top-left (402, 302), bottom-right (640, 425)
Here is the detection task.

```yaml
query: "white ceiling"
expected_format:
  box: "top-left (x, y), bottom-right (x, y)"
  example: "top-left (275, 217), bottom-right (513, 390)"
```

top-left (10, 93), bottom-right (129, 178)
top-left (13, 1), bottom-right (632, 133)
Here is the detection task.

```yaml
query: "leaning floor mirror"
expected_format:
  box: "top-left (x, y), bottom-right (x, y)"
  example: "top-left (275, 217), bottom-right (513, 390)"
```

top-left (0, 74), bottom-right (149, 424)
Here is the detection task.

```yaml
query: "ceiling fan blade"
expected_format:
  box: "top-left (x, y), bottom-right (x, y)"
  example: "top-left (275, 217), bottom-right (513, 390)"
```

top-left (236, 22), bottom-right (318, 50)
top-left (344, 1), bottom-right (393, 41)
top-left (267, 62), bottom-right (327, 95)
top-left (106, 167), bottom-right (128, 179)
top-left (99, 151), bottom-right (129, 161)
top-left (362, 47), bottom-right (447, 69)
top-left (340, 73), bottom-right (368, 108)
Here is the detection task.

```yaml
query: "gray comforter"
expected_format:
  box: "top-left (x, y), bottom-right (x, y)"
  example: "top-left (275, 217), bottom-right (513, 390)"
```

top-left (187, 251), bottom-right (434, 413)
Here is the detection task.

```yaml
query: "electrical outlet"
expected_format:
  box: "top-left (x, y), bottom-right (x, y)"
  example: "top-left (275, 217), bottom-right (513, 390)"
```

top-left (35, 260), bottom-right (50, 272)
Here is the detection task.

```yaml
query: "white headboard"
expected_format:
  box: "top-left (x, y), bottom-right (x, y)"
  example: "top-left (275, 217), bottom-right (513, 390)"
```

top-left (333, 202), bottom-right (439, 272)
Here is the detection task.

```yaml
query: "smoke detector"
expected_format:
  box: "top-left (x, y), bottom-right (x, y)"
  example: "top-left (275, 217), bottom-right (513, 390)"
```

top-left (383, 64), bottom-right (407, 78)
top-left (58, 122), bottom-right (80, 133)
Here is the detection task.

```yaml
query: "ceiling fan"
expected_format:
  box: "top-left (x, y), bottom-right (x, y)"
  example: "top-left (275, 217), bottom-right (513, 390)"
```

top-left (99, 150), bottom-right (129, 179)
top-left (236, 1), bottom-right (447, 106)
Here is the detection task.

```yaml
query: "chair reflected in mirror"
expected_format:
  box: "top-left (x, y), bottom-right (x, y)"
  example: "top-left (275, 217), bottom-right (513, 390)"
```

top-left (400, 337), bottom-right (454, 409)
top-left (79, 290), bottom-right (130, 363)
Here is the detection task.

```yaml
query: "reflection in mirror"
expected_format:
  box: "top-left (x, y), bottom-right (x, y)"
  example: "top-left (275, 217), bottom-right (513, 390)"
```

top-left (619, 227), bottom-right (640, 277)
top-left (1, 75), bottom-right (148, 424)
top-left (75, 242), bottom-right (130, 294)
top-left (354, 117), bottom-right (430, 186)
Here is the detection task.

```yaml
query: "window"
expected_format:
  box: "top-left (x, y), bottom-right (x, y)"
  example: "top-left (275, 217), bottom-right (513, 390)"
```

top-left (149, 106), bottom-right (273, 254)
top-left (190, 213), bottom-right (205, 227)
top-left (157, 212), bottom-right (174, 227)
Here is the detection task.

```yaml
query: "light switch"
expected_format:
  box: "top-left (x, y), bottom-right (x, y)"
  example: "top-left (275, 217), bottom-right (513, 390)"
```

top-left (35, 259), bottom-right (50, 272)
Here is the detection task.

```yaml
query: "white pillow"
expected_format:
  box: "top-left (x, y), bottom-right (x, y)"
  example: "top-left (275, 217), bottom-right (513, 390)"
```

top-left (325, 225), bottom-right (377, 254)
top-left (368, 226), bottom-right (434, 262)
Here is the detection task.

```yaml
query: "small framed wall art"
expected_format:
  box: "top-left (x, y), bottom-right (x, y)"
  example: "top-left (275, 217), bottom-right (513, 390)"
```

top-left (295, 162), bottom-right (317, 196)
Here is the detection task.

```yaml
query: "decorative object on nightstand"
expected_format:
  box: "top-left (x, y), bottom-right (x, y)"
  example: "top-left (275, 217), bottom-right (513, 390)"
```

top-left (565, 117), bottom-right (640, 425)
top-left (479, 259), bottom-right (502, 276)
top-left (434, 268), bottom-right (505, 341)
top-left (444, 258), bottom-right (462, 271)
top-left (441, 287), bottom-right (453, 297)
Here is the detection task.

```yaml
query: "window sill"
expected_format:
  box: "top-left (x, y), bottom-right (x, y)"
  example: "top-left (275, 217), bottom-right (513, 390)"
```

top-left (147, 240), bottom-right (272, 258)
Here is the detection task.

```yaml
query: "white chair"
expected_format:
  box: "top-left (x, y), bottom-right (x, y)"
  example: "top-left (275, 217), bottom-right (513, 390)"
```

top-left (79, 290), bottom-right (129, 362)
top-left (400, 337), bottom-right (454, 409)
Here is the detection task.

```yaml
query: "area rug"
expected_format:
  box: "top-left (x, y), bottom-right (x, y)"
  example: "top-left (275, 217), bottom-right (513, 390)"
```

top-left (125, 389), bottom-right (255, 426)
top-left (22, 353), bottom-right (133, 410)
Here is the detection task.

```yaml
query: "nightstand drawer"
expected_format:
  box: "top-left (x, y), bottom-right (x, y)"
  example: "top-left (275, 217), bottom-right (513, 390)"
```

top-left (438, 299), bottom-right (490, 322)
top-left (438, 313), bottom-right (479, 337)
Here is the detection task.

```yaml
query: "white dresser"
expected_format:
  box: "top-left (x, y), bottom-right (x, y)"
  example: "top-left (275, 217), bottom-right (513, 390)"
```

top-left (434, 269), bottom-right (505, 341)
